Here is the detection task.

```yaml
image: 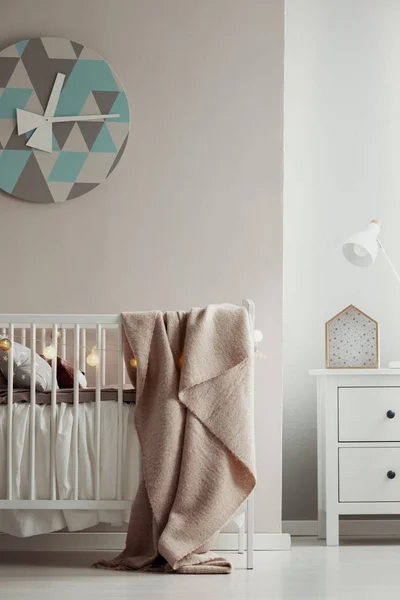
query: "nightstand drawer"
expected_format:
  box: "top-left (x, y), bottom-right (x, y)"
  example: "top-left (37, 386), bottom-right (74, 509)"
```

top-left (339, 447), bottom-right (400, 502)
top-left (339, 387), bottom-right (400, 441)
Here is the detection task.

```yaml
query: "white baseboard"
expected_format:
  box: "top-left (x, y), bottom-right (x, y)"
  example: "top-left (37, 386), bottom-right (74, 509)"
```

top-left (283, 519), bottom-right (400, 538)
top-left (0, 532), bottom-right (291, 552)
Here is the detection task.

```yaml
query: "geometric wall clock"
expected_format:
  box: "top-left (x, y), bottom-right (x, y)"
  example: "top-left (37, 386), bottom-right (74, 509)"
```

top-left (0, 38), bottom-right (130, 203)
top-left (325, 304), bottom-right (379, 369)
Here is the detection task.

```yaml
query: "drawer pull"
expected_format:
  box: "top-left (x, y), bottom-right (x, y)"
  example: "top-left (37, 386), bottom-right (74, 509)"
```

top-left (386, 410), bottom-right (396, 419)
top-left (387, 471), bottom-right (396, 480)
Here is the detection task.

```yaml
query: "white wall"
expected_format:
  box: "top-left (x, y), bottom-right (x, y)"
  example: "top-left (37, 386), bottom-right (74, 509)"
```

top-left (284, 0), bottom-right (400, 519)
top-left (1, 0), bottom-right (284, 533)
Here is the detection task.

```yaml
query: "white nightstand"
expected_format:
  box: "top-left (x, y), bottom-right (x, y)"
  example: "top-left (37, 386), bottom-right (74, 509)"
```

top-left (310, 369), bottom-right (400, 545)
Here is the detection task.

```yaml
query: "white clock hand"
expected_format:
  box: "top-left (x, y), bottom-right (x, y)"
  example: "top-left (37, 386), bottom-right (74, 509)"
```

top-left (16, 109), bottom-right (45, 136)
top-left (17, 73), bottom-right (65, 139)
top-left (47, 114), bottom-right (120, 123)
top-left (25, 121), bottom-right (53, 153)
top-left (44, 73), bottom-right (66, 118)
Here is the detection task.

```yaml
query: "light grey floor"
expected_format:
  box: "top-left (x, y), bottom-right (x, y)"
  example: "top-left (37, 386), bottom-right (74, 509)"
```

top-left (2, 538), bottom-right (400, 599)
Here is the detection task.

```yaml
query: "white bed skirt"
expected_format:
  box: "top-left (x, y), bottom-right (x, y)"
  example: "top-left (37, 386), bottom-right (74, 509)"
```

top-left (0, 402), bottom-right (138, 537)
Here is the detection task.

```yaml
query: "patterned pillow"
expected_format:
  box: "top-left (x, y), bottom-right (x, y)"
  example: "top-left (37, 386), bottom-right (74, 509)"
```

top-left (0, 337), bottom-right (53, 391)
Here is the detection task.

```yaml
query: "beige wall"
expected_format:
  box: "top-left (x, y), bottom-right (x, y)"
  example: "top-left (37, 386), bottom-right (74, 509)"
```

top-left (1, 0), bottom-right (284, 533)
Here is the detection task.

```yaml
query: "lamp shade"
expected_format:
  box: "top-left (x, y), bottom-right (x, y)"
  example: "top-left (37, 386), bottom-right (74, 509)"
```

top-left (342, 221), bottom-right (381, 267)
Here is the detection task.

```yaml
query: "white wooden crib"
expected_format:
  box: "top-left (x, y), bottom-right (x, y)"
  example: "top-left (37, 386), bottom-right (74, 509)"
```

top-left (0, 300), bottom-right (256, 568)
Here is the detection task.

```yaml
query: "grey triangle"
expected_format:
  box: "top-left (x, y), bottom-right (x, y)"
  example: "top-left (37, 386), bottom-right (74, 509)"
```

top-left (6, 60), bottom-right (33, 88)
top-left (21, 39), bottom-right (77, 111)
top-left (67, 182), bottom-right (99, 201)
top-left (52, 121), bottom-right (75, 150)
top-left (62, 122), bottom-right (88, 151)
top-left (47, 182), bottom-right (74, 203)
top-left (5, 126), bottom-right (31, 150)
top-left (80, 92), bottom-right (100, 116)
top-left (12, 152), bottom-right (54, 203)
top-left (71, 41), bottom-right (84, 58)
top-left (77, 121), bottom-right (104, 150)
top-left (0, 57), bottom-right (19, 87)
top-left (107, 134), bottom-right (129, 176)
top-left (0, 45), bottom-right (20, 58)
top-left (92, 91), bottom-right (119, 115)
top-left (0, 141), bottom-right (2, 149)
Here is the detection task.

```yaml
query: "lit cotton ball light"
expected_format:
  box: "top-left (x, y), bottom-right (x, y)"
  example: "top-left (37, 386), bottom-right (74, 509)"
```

top-left (87, 346), bottom-right (100, 367)
top-left (0, 338), bottom-right (11, 351)
top-left (43, 345), bottom-right (57, 360)
top-left (254, 330), bottom-right (263, 343)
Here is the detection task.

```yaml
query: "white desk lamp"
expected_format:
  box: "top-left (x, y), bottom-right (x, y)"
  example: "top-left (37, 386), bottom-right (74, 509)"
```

top-left (342, 220), bottom-right (400, 367)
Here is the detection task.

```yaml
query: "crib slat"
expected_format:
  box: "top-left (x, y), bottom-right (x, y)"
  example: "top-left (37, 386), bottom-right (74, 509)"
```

top-left (40, 328), bottom-right (46, 354)
top-left (50, 324), bottom-right (58, 500)
top-left (101, 328), bottom-right (106, 387)
top-left (7, 323), bottom-right (14, 500)
top-left (61, 328), bottom-right (66, 360)
top-left (80, 328), bottom-right (86, 373)
top-left (30, 323), bottom-right (36, 500)
top-left (73, 324), bottom-right (80, 500)
top-left (21, 328), bottom-right (26, 346)
top-left (117, 323), bottom-right (124, 500)
top-left (1, 327), bottom-right (6, 337)
top-left (95, 324), bottom-right (102, 500)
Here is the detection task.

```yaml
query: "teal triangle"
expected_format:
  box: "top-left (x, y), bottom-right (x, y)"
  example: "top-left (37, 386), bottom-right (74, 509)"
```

top-left (91, 123), bottom-right (117, 153)
top-left (16, 40), bottom-right (29, 57)
top-left (52, 133), bottom-right (60, 152)
top-left (0, 150), bottom-right (31, 193)
top-left (109, 92), bottom-right (130, 123)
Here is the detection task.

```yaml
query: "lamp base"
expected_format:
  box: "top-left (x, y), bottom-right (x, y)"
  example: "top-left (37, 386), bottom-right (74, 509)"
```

top-left (388, 361), bottom-right (400, 369)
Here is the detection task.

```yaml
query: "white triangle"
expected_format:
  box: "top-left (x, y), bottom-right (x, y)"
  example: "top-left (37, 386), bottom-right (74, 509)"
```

top-left (78, 47), bottom-right (101, 60)
top-left (47, 182), bottom-right (74, 203)
top-left (106, 122), bottom-right (129, 150)
top-left (80, 92), bottom-right (101, 116)
top-left (24, 90), bottom-right (44, 115)
top-left (35, 150), bottom-right (59, 180)
top-left (0, 45), bottom-right (20, 57)
top-left (63, 122), bottom-right (88, 151)
top-left (6, 60), bottom-right (33, 88)
top-left (0, 120), bottom-right (16, 148)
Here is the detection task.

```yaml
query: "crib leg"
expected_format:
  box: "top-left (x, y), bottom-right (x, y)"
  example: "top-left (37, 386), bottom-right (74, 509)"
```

top-left (246, 492), bottom-right (255, 569)
top-left (231, 511), bottom-right (245, 554)
top-left (238, 519), bottom-right (245, 554)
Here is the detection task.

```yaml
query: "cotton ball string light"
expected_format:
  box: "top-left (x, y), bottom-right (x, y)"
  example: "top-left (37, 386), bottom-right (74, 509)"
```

top-left (254, 330), bottom-right (263, 343)
top-left (177, 354), bottom-right (183, 369)
top-left (130, 357), bottom-right (137, 369)
top-left (43, 345), bottom-right (57, 360)
top-left (0, 338), bottom-right (11, 351)
top-left (87, 345), bottom-right (100, 367)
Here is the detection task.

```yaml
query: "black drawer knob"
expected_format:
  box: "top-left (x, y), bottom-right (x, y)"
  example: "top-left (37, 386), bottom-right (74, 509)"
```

top-left (387, 410), bottom-right (396, 419)
top-left (387, 471), bottom-right (396, 480)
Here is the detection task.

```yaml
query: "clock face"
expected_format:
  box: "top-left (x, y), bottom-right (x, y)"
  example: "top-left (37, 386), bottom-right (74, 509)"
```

top-left (0, 38), bottom-right (130, 203)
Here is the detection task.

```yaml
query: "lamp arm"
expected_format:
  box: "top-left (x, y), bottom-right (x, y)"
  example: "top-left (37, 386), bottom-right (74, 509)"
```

top-left (377, 239), bottom-right (400, 285)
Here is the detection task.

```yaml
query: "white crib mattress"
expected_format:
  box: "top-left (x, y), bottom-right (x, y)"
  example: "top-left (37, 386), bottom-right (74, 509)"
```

top-left (0, 401), bottom-right (139, 537)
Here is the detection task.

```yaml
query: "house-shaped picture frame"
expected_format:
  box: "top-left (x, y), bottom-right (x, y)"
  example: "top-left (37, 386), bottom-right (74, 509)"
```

top-left (325, 304), bottom-right (379, 369)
